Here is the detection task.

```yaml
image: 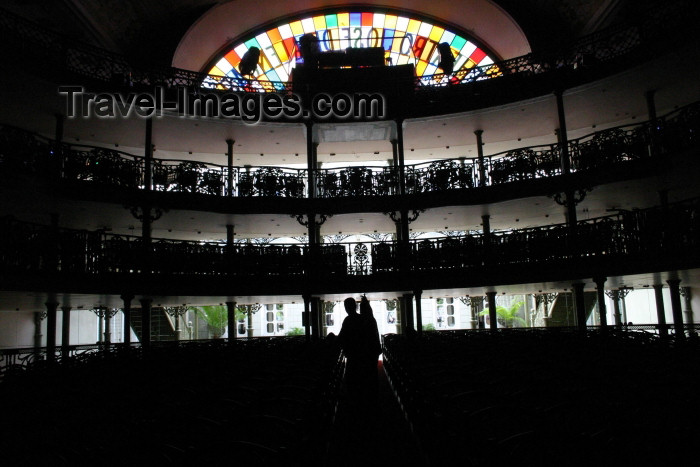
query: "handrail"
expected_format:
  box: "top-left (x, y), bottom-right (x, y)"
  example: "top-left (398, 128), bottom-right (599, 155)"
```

top-left (2, 100), bottom-right (698, 199)
top-left (1, 197), bottom-right (698, 278)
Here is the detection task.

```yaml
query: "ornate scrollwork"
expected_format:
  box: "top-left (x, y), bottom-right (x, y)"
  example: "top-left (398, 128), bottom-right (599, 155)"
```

top-left (366, 233), bottom-right (394, 242)
top-left (323, 234), bottom-right (351, 244)
top-left (535, 293), bottom-right (558, 308)
top-left (164, 306), bottom-right (189, 318)
top-left (91, 306), bottom-right (118, 318)
top-left (385, 209), bottom-right (424, 224)
top-left (126, 205), bottom-right (165, 222)
top-left (605, 287), bottom-right (631, 301)
top-left (550, 188), bottom-right (591, 206)
top-left (293, 213), bottom-right (332, 227)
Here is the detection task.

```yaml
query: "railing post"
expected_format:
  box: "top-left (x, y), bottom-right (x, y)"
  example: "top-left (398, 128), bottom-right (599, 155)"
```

top-left (474, 130), bottom-right (486, 187)
top-left (45, 301), bottom-right (58, 363)
top-left (226, 301), bottom-right (237, 345)
top-left (667, 279), bottom-right (685, 340)
top-left (226, 138), bottom-right (235, 197)
top-left (653, 284), bottom-right (668, 338)
top-left (486, 291), bottom-right (497, 330)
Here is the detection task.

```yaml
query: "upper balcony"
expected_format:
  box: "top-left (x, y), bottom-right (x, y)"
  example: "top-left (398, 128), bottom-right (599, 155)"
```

top-left (1, 101), bottom-right (698, 218)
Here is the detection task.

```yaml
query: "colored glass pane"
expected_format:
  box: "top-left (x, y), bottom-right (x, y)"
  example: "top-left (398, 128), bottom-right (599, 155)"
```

top-left (205, 9), bottom-right (494, 85)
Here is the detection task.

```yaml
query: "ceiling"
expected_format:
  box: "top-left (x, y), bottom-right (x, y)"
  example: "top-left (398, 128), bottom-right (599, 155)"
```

top-left (2, 1), bottom-right (636, 68)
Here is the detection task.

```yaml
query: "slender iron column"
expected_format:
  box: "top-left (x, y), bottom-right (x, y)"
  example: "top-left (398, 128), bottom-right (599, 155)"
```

top-left (646, 90), bottom-right (659, 157)
top-left (402, 293), bottom-right (414, 333)
top-left (396, 119), bottom-right (406, 196)
top-left (611, 291), bottom-right (622, 328)
top-left (45, 301), bottom-right (59, 363)
top-left (653, 284), bottom-right (668, 338)
top-left (554, 90), bottom-right (577, 229)
top-left (681, 287), bottom-right (695, 336)
top-left (142, 119), bottom-right (154, 273)
top-left (303, 294), bottom-right (311, 342)
top-left (414, 290), bottom-right (423, 337)
top-left (54, 113), bottom-right (65, 178)
top-left (226, 138), bottom-right (235, 197)
top-left (144, 118), bottom-right (153, 192)
top-left (594, 277), bottom-right (608, 331)
top-left (61, 306), bottom-right (71, 358)
top-left (226, 301), bottom-right (237, 345)
top-left (481, 214), bottom-right (491, 266)
top-left (311, 297), bottom-right (322, 340)
top-left (121, 293), bottom-right (133, 345)
top-left (139, 298), bottom-right (153, 350)
top-left (573, 282), bottom-right (587, 329)
top-left (667, 279), bottom-right (685, 339)
top-left (486, 291), bottom-right (497, 330)
top-left (306, 122), bottom-right (315, 198)
top-left (474, 130), bottom-right (486, 187)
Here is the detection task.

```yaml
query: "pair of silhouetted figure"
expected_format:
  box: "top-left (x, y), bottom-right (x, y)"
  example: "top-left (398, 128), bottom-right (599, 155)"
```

top-left (338, 296), bottom-right (382, 401)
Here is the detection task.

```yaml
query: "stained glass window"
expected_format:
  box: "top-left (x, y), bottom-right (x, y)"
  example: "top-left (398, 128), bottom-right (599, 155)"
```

top-left (204, 10), bottom-right (494, 88)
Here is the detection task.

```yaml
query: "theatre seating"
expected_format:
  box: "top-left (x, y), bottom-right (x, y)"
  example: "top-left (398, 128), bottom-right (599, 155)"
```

top-left (0, 338), bottom-right (344, 466)
top-left (383, 329), bottom-right (699, 466)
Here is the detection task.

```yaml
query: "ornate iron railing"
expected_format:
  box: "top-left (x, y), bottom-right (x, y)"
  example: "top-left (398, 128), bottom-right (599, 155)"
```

top-left (5, 199), bottom-right (697, 278)
top-left (2, 100), bottom-right (698, 200)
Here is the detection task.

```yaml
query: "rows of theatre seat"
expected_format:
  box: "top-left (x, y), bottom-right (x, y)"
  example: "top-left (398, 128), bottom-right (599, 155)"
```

top-left (0, 338), bottom-right (344, 466)
top-left (382, 329), bottom-right (700, 467)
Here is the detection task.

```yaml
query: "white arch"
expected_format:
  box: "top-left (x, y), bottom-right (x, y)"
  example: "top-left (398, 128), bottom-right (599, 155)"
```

top-left (173, 0), bottom-right (531, 72)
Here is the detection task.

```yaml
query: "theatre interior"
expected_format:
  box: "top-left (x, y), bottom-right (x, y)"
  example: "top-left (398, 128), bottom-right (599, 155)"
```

top-left (0, 0), bottom-right (699, 465)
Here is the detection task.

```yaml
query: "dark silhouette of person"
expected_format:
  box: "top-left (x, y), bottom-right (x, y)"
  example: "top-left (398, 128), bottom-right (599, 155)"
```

top-left (438, 42), bottom-right (455, 75)
top-left (359, 295), bottom-right (382, 398)
top-left (338, 297), bottom-right (364, 395)
top-left (239, 47), bottom-right (260, 77)
top-left (298, 33), bottom-right (320, 68)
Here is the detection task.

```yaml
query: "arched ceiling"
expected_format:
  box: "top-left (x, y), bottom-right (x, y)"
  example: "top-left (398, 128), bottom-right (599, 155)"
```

top-left (173, 0), bottom-right (531, 72)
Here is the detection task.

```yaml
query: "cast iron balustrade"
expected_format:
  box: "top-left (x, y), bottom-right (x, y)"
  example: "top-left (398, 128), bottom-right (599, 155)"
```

top-left (314, 165), bottom-right (396, 197)
top-left (2, 199), bottom-right (698, 279)
top-left (405, 159), bottom-right (477, 193)
top-left (3, 101), bottom-right (699, 201)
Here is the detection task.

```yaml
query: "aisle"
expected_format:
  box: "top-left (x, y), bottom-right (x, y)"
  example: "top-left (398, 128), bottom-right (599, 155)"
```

top-left (324, 361), bottom-right (428, 467)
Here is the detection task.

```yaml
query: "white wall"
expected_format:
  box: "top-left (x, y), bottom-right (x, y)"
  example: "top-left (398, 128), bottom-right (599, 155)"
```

top-left (0, 311), bottom-right (37, 348)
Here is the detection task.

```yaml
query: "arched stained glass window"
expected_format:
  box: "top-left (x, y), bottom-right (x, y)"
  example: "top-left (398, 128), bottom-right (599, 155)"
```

top-left (204, 10), bottom-right (495, 89)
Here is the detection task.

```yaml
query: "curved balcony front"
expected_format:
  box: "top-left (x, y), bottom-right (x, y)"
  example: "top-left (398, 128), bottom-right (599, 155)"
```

top-left (2, 199), bottom-right (698, 297)
top-left (2, 101), bottom-right (698, 215)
